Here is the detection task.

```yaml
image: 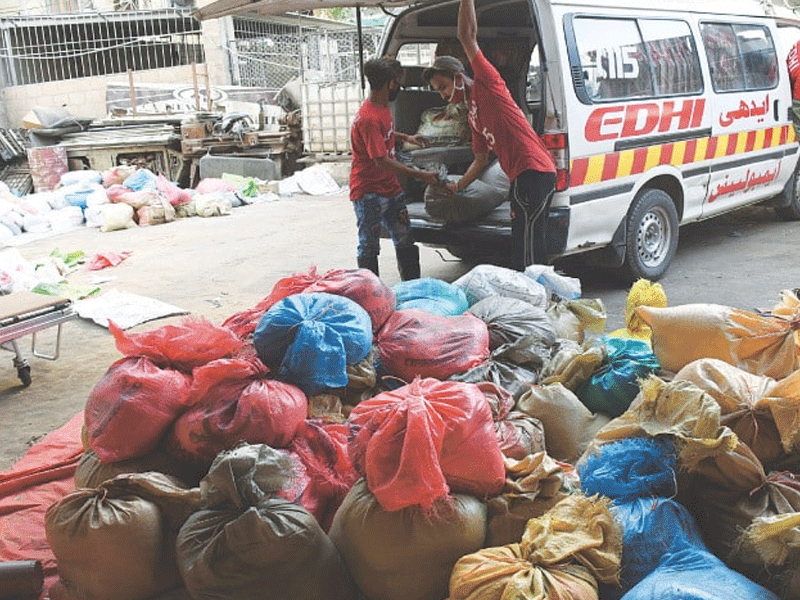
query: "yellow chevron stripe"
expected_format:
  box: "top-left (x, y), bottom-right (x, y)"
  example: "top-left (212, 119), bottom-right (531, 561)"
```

top-left (672, 140), bottom-right (686, 165)
top-left (789, 126), bottom-right (797, 143)
top-left (584, 154), bottom-right (605, 185)
top-left (735, 131), bottom-right (747, 154)
top-left (694, 137), bottom-right (709, 162)
top-left (714, 135), bottom-right (729, 158)
top-left (617, 149), bottom-right (635, 178)
top-left (644, 145), bottom-right (661, 170)
top-left (754, 128), bottom-right (766, 151)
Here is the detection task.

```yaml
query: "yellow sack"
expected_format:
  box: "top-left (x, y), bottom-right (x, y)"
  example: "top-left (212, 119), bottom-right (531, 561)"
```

top-left (608, 279), bottom-right (667, 344)
top-left (517, 383), bottom-right (611, 464)
top-left (582, 375), bottom-right (738, 471)
top-left (547, 299), bottom-right (606, 344)
top-left (675, 358), bottom-right (800, 461)
top-left (486, 452), bottom-right (569, 547)
top-left (636, 303), bottom-right (799, 379)
top-left (449, 494), bottom-right (621, 600)
top-left (540, 339), bottom-right (606, 392)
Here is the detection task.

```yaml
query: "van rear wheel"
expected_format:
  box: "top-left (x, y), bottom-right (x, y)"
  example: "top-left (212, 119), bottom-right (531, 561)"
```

top-left (776, 162), bottom-right (800, 221)
top-left (622, 188), bottom-right (678, 282)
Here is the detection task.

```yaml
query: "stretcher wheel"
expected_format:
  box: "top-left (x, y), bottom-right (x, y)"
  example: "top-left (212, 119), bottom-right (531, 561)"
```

top-left (17, 364), bottom-right (31, 387)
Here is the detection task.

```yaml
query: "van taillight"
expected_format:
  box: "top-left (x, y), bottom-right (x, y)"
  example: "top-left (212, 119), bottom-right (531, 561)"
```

top-left (541, 132), bottom-right (569, 192)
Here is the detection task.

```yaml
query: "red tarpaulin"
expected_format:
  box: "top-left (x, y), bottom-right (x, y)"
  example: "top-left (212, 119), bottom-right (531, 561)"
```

top-left (0, 412), bottom-right (83, 600)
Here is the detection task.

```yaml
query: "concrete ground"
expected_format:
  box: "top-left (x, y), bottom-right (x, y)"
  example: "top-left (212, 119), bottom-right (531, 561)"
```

top-left (1, 174), bottom-right (799, 470)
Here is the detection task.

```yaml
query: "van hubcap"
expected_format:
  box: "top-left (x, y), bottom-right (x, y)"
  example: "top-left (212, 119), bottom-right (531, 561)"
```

top-left (637, 208), bottom-right (670, 268)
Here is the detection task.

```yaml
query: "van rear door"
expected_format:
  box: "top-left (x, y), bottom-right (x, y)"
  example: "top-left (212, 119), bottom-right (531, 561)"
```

top-left (699, 18), bottom-right (796, 217)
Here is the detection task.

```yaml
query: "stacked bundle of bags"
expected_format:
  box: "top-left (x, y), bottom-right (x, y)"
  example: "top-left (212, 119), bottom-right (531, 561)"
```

top-left (47, 264), bottom-right (800, 600)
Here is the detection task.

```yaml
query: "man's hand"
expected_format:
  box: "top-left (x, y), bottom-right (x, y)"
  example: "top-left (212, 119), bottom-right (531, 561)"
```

top-left (445, 180), bottom-right (460, 195)
top-left (406, 135), bottom-right (431, 148)
top-left (417, 170), bottom-right (442, 187)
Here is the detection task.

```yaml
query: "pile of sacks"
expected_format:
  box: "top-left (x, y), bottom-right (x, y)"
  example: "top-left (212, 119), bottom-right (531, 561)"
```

top-left (0, 165), bottom-right (277, 242)
top-left (43, 264), bottom-right (800, 600)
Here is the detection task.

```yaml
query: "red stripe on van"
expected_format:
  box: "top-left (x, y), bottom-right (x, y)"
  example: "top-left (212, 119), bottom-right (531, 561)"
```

top-left (726, 134), bottom-right (739, 155)
top-left (632, 148), bottom-right (648, 174)
top-left (705, 136), bottom-right (718, 159)
top-left (602, 152), bottom-right (620, 180)
top-left (571, 157), bottom-right (589, 187)
top-left (660, 143), bottom-right (674, 164)
top-left (745, 130), bottom-right (757, 152)
top-left (764, 127), bottom-right (774, 148)
top-left (780, 126), bottom-right (789, 146)
top-left (684, 139), bottom-right (697, 164)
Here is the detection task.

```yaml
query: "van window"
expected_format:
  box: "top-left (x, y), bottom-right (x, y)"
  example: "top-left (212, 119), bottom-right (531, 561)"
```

top-left (700, 23), bottom-right (778, 92)
top-left (570, 16), bottom-right (702, 102)
top-left (397, 43), bottom-right (437, 67)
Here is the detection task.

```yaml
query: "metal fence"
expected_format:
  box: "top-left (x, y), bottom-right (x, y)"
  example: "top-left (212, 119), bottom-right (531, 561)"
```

top-left (228, 15), bottom-right (383, 90)
top-left (0, 9), bottom-right (204, 86)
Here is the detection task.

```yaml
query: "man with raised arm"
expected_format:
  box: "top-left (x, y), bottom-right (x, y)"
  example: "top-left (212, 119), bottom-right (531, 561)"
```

top-left (423, 0), bottom-right (556, 270)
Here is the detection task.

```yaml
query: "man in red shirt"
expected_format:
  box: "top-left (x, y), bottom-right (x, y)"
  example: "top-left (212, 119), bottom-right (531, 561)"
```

top-left (423, 0), bottom-right (556, 271)
top-left (787, 39), bottom-right (800, 137)
top-left (350, 57), bottom-right (440, 280)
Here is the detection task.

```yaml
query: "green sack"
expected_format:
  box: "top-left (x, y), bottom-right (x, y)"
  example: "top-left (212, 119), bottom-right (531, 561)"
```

top-left (576, 337), bottom-right (659, 417)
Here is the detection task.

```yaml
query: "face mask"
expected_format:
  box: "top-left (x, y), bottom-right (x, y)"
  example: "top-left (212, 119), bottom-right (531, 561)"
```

top-left (448, 74), bottom-right (465, 104)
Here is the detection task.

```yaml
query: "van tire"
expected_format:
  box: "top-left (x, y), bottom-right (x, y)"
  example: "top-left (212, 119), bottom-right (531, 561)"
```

top-left (622, 188), bottom-right (678, 281)
top-left (776, 164), bottom-right (800, 221)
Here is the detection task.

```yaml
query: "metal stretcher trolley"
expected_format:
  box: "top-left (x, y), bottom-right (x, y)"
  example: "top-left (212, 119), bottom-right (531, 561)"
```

top-left (0, 292), bottom-right (77, 387)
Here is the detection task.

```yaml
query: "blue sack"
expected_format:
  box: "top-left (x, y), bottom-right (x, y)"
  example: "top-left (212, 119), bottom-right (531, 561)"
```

top-left (253, 292), bottom-right (373, 395)
top-left (576, 336), bottom-right (659, 417)
top-left (604, 498), bottom-right (707, 599)
top-left (579, 437), bottom-right (677, 501)
top-left (393, 277), bottom-right (469, 316)
top-left (621, 546), bottom-right (781, 600)
top-left (123, 168), bottom-right (158, 191)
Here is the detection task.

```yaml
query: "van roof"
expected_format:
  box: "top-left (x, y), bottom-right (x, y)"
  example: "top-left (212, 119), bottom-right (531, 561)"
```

top-left (549, 0), bottom-right (779, 17)
top-left (195, 0), bottom-right (797, 21)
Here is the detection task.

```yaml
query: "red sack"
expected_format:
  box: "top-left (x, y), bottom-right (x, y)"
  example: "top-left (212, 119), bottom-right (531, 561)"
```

top-left (305, 268), bottom-right (396, 331)
top-left (85, 357), bottom-right (192, 462)
top-left (376, 309), bottom-right (490, 382)
top-left (155, 174), bottom-right (192, 206)
top-left (169, 358), bottom-right (307, 465)
top-left (289, 420), bottom-right (360, 531)
top-left (223, 266), bottom-right (322, 339)
top-left (109, 318), bottom-right (244, 372)
top-left (348, 377), bottom-right (505, 511)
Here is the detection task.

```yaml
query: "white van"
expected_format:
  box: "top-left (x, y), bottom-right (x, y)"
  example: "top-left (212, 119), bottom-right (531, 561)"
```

top-left (197, 0), bottom-right (800, 280)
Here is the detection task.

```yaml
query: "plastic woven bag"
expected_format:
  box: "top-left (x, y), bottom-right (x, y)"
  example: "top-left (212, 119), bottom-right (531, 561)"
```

top-left (253, 292), bottom-right (373, 395)
top-left (576, 337), bottom-right (660, 418)
top-left (393, 277), bottom-right (469, 316)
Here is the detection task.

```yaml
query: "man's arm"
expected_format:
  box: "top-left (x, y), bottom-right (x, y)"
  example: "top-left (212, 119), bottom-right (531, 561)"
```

top-left (445, 152), bottom-right (488, 194)
top-left (375, 155), bottom-right (440, 187)
top-left (457, 0), bottom-right (480, 62)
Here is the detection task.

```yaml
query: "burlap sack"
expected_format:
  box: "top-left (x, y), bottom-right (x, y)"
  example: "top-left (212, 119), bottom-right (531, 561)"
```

top-left (581, 375), bottom-right (738, 471)
top-left (540, 339), bottom-right (606, 392)
top-left (177, 444), bottom-right (357, 600)
top-left (517, 383), bottom-right (611, 464)
top-left (636, 304), bottom-right (800, 379)
top-left (329, 479), bottom-right (486, 600)
top-left (450, 494), bottom-right (621, 600)
top-left (45, 473), bottom-right (200, 600)
top-left (486, 452), bottom-right (569, 547)
top-left (675, 358), bottom-right (800, 464)
top-left (74, 447), bottom-right (202, 490)
top-left (546, 299), bottom-right (607, 344)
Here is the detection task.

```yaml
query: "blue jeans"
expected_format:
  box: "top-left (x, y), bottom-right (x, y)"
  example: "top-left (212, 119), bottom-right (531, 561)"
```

top-left (352, 193), bottom-right (415, 260)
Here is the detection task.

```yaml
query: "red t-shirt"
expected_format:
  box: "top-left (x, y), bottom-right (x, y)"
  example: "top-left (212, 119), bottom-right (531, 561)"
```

top-left (788, 40), bottom-right (800, 100)
top-left (349, 99), bottom-right (403, 201)
top-left (468, 50), bottom-right (556, 180)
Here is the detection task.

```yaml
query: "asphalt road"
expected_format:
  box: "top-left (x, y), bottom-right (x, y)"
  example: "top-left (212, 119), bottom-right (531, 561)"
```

top-left (0, 184), bottom-right (798, 470)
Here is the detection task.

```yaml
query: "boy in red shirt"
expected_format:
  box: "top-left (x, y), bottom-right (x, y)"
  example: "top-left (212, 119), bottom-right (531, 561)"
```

top-left (350, 57), bottom-right (440, 280)
top-left (423, 0), bottom-right (556, 270)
